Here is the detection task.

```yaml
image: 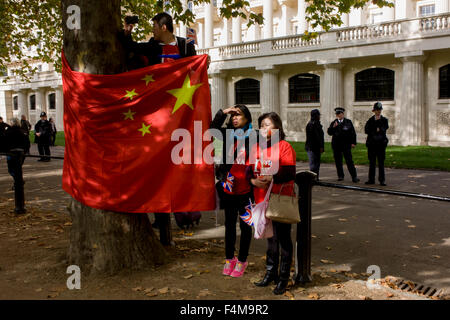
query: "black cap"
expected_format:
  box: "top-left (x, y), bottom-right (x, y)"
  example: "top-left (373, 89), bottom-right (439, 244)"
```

top-left (334, 107), bottom-right (345, 114)
top-left (373, 102), bottom-right (383, 111)
top-left (311, 109), bottom-right (320, 116)
top-left (40, 112), bottom-right (47, 117)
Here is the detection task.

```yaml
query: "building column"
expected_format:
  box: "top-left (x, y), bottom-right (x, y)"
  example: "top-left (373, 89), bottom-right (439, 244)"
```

top-left (232, 15), bottom-right (242, 43)
top-left (395, 0), bottom-right (414, 20)
top-left (211, 71), bottom-right (228, 116)
top-left (16, 90), bottom-right (28, 119)
top-left (205, 3), bottom-right (214, 48)
top-left (397, 53), bottom-right (426, 146)
top-left (279, 0), bottom-right (290, 36)
top-left (222, 19), bottom-right (232, 45)
top-left (35, 88), bottom-right (46, 117)
top-left (384, 5), bottom-right (395, 21)
top-left (258, 67), bottom-right (280, 114)
top-left (436, 0), bottom-right (449, 14)
top-left (342, 13), bottom-right (349, 27)
top-left (54, 86), bottom-right (64, 131)
top-left (179, 0), bottom-right (187, 38)
top-left (198, 22), bottom-right (204, 48)
top-left (263, 0), bottom-right (273, 39)
top-left (297, 0), bottom-right (307, 34)
top-left (349, 8), bottom-right (362, 26)
top-left (0, 90), bottom-right (12, 122)
top-left (321, 63), bottom-right (344, 126)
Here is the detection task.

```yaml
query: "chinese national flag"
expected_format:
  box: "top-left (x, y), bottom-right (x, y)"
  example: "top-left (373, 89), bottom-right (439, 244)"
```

top-left (61, 53), bottom-right (216, 213)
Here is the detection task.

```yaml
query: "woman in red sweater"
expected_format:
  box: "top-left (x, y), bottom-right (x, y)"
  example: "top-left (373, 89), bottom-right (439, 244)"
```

top-left (250, 112), bottom-right (297, 295)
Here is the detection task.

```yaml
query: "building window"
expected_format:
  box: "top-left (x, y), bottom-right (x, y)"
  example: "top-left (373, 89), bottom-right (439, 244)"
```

top-left (289, 73), bottom-right (320, 103)
top-left (13, 96), bottom-right (18, 110)
top-left (235, 78), bottom-right (260, 105)
top-left (48, 93), bottom-right (56, 110)
top-left (29, 94), bottom-right (36, 110)
top-left (355, 68), bottom-right (395, 101)
top-left (371, 12), bottom-right (383, 24)
top-left (0, 68), bottom-right (6, 77)
top-left (439, 64), bottom-right (450, 99)
top-left (419, 4), bottom-right (435, 17)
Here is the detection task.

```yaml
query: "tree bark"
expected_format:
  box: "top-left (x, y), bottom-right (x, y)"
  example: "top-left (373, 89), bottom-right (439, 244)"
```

top-left (62, 0), bottom-right (166, 275)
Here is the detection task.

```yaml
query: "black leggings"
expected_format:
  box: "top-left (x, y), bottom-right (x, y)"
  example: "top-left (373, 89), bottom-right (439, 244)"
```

top-left (224, 193), bottom-right (253, 262)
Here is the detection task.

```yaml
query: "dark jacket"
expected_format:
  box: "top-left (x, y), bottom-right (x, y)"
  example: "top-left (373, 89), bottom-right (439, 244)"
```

top-left (305, 120), bottom-right (324, 153)
top-left (210, 109), bottom-right (255, 182)
top-left (365, 115), bottom-right (389, 147)
top-left (119, 32), bottom-right (196, 70)
top-left (21, 119), bottom-right (31, 135)
top-left (34, 120), bottom-right (52, 144)
top-left (5, 126), bottom-right (28, 152)
top-left (327, 118), bottom-right (357, 149)
top-left (0, 122), bottom-right (10, 152)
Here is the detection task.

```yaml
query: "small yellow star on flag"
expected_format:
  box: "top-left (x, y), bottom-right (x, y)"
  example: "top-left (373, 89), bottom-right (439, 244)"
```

top-left (123, 109), bottom-right (136, 120)
top-left (142, 74), bottom-right (155, 86)
top-left (124, 89), bottom-right (138, 100)
top-left (167, 74), bottom-right (203, 114)
top-left (138, 123), bottom-right (151, 136)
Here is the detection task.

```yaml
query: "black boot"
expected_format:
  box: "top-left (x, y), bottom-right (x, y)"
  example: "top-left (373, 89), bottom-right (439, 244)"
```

top-left (254, 272), bottom-right (279, 287)
top-left (273, 280), bottom-right (289, 295)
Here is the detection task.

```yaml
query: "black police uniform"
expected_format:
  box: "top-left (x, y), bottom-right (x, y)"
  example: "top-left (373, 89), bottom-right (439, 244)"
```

top-left (365, 113), bottom-right (389, 185)
top-left (327, 114), bottom-right (358, 181)
top-left (34, 114), bottom-right (52, 161)
top-left (305, 110), bottom-right (324, 178)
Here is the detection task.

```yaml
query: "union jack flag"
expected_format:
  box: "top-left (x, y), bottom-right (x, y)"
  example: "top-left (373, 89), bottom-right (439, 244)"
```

top-left (240, 198), bottom-right (254, 226)
top-left (222, 172), bottom-right (234, 193)
top-left (186, 27), bottom-right (197, 45)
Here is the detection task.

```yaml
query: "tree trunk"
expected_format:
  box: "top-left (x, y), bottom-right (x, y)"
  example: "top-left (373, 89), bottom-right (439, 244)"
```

top-left (62, 0), bottom-right (166, 275)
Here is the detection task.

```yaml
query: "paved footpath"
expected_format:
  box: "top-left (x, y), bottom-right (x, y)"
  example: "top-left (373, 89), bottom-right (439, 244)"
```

top-left (1, 145), bottom-right (449, 295)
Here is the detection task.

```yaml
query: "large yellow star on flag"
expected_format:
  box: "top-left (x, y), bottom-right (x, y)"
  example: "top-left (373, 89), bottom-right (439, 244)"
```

top-left (123, 109), bottom-right (136, 120)
top-left (138, 123), bottom-right (152, 136)
top-left (124, 89), bottom-right (138, 100)
top-left (167, 74), bottom-right (203, 114)
top-left (142, 74), bottom-right (155, 86)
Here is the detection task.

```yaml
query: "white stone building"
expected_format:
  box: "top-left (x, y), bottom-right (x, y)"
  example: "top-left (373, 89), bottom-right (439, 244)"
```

top-left (1, 0), bottom-right (449, 146)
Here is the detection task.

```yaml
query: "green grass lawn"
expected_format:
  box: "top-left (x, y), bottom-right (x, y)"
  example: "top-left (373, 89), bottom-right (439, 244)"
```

top-left (289, 141), bottom-right (450, 171)
top-left (29, 131), bottom-right (65, 147)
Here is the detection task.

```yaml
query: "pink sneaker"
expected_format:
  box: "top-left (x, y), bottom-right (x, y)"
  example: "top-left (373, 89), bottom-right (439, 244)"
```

top-left (223, 257), bottom-right (237, 276)
top-left (230, 260), bottom-right (248, 278)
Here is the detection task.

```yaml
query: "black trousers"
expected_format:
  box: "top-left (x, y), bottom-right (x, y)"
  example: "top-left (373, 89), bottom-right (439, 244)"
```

top-left (266, 221), bottom-right (293, 281)
top-left (307, 150), bottom-right (321, 178)
top-left (367, 144), bottom-right (386, 183)
top-left (333, 146), bottom-right (357, 179)
top-left (38, 142), bottom-right (50, 159)
top-left (224, 193), bottom-right (253, 262)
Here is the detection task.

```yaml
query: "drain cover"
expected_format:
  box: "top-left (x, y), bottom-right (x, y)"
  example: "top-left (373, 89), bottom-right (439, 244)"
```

top-left (390, 278), bottom-right (444, 299)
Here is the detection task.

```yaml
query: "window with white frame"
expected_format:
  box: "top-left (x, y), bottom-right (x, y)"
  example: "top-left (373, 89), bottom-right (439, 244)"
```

top-left (13, 96), bottom-right (18, 111)
top-left (419, 3), bottom-right (435, 17)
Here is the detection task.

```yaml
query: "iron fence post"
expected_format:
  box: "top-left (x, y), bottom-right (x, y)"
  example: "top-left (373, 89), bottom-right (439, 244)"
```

top-left (294, 170), bottom-right (317, 285)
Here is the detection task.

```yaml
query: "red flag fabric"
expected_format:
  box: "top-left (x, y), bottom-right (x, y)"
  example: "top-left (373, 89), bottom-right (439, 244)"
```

top-left (61, 53), bottom-right (216, 213)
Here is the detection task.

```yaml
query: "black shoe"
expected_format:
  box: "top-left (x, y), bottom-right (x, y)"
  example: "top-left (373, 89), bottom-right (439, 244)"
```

top-left (337, 177), bottom-right (344, 181)
top-left (254, 273), bottom-right (279, 287)
top-left (380, 182), bottom-right (387, 186)
top-left (365, 181), bottom-right (375, 185)
top-left (273, 280), bottom-right (289, 295)
top-left (352, 178), bottom-right (360, 183)
top-left (37, 158), bottom-right (44, 162)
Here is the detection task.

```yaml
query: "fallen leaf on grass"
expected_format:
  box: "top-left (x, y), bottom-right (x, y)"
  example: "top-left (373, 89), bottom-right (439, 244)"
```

top-left (338, 218), bottom-right (348, 222)
top-left (143, 288), bottom-right (154, 294)
top-left (284, 291), bottom-right (295, 300)
top-left (308, 293), bottom-right (320, 300)
top-left (146, 292), bottom-right (158, 297)
top-left (35, 288), bottom-right (42, 292)
top-left (320, 259), bottom-right (335, 264)
top-left (63, 222), bottom-right (72, 226)
top-left (47, 293), bottom-right (59, 299)
top-left (432, 255), bottom-right (441, 259)
top-left (328, 234), bottom-right (334, 237)
top-left (159, 287), bottom-right (169, 294)
top-left (359, 296), bottom-right (372, 300)
top-left (387, 293), bottom-right (394, 298)
top-left (311, 235), bottom-right (317, 239)
top-left (197, 289), bottom-right (212, 297)
top-left (176, 289), bottom-right (188, 294)
top-left (319, 273), bottom-right (330, 279)
top-left (407, 225), bottom-right (416, 229)
top-left (183, 274), bottom-right (193, 279)
top-left (330, 283), bottom-right (344, 289)
top-left (132, 287), bottom-right (143, 292)
top-left (338, 232), bottom-right (347, 235)
top-left (326, 247), bottom-right (332, 251)
top-left (411, 245), bottom-right (420, 249)
top-left (295, 288), bottom-right (306, 293)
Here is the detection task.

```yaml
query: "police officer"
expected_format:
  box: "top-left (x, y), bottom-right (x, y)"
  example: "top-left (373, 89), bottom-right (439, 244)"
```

top-left (364, 102), bottom-right (389, 186)
top-left (327, 107), bottom-right (359, 182)
top-left (34, 112), bottom-right (52, 161)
